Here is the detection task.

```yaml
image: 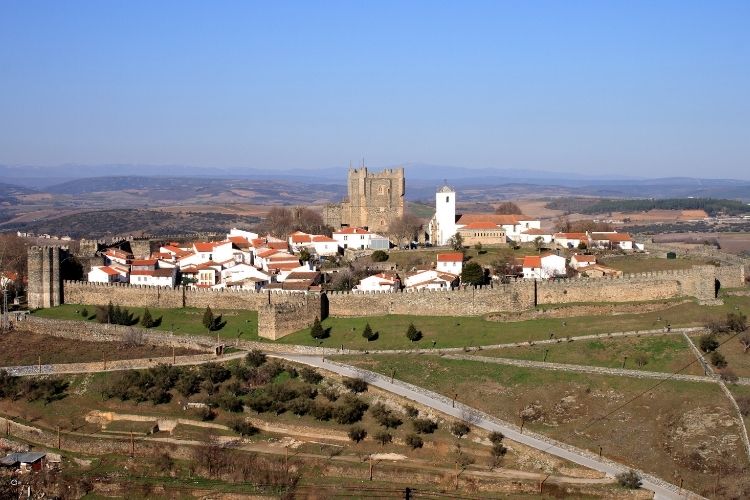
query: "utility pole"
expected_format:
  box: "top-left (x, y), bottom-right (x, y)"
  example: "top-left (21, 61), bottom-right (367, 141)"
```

top-left (57, 426), bottom-right (61, 449)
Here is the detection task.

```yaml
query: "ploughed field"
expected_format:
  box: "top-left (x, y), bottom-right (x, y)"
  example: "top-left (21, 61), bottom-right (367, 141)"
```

top-left (0, 330), bottom-right (203, 366)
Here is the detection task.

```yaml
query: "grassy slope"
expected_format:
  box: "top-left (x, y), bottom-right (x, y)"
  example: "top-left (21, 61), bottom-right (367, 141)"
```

top-left (598, 256), bottom-right (711, 274)
top-left (336, 354), bottom-right (745, 498)
top-left (280, 296), bottom-right (750, 350)
top-left (476, 334), bottom-right (706, 376)
top-left (33, 304), bottom-right (259, 341)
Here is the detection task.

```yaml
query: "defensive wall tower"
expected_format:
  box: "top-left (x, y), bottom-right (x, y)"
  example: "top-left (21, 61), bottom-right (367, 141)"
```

top-left (27, 246), bottom-right (64, 309)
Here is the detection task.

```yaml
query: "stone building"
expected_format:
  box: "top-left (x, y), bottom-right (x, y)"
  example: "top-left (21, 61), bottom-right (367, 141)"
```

top-left (27, 246), bottom-right (64, 309)
top-left (323, 167), bottom-right (405, 232)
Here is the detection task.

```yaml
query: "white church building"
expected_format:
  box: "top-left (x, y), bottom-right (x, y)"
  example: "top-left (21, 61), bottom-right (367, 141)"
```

top-left (428, 184), bottom-right (541, 246)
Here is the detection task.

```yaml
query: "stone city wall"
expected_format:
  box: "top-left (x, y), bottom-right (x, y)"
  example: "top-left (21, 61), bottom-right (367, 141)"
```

top-left (257, 295), bottom-right (322, 340)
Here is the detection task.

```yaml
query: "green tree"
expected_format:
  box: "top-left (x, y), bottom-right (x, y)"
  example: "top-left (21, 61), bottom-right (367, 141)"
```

top-left (461, 262), bottom-right (485, 286)
top-left (710, 351), bottom-right (728, 369)
top-left (348, 425), bottom-right (367, 443)
top-left (202, 306), bottom-right (215, 331)
top-left (406, 323), bottom-right (422, 342)
top-left (616, 470), bottom-right (642, 489)
top-left (450, 422), bottom-right (471, 439)
top-left (371, 250), bottom-right (389, 262)
top-left (374, 431), bottom-right (393, 445)
top-left (299, 248), bottom-right (311, 263)
top-left (140, 307), bottom-right (155, 328)
top-left (362, 322), bottom-right (378, 341)
top-left (310, 317), bottom-right (326, 339)
top-left (699, 335), bottom-right (719, 353)
top-left (727, 312), bottom-right (747, 333)
top-left (405, 434), bottom-right (423, 449)
top-left (449, 232), bottom-right (464, 251)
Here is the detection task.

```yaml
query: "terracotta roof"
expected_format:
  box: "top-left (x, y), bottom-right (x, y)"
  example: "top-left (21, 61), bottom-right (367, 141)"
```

top-left (106, 249), bottom-right (132, 259)
top-left (268, 253), bottom-right (298, 262)
top-left (572, 254), bottom-right (596, 263)
top-left (521, 228), bottom-right (550, 235)
top-left (131, 269), bottom-right (174, 277)
top-left (334, 227), bottom-right (370, 235)
top-left (195, 261), bottom-right (221, 270)
top-left (267, 241), bottom-right (289, 250)
top-left (228, 236), bottom-right (251, 248)
top-left (456, 214), bottom-right (528, 225)
top-left (554, 232), bottom-right (587, 239)
top-left (150, 252), bottom-right (173, 260)
top-left (268, 262), bottom-right (301, 271)
top-left (593, 232), bottom-right (632, 242)
top-left (95, 266), bottom-right (120, 276)
top-left (194, 242), bottom-right (216, 252)
top-left (285, 271), bottom-right (321, 281)
top-left (522, 256), bottom-right (541, 268)
top-left (256, 249), bottom-right (278, 258)
top-left (290, 233), bottom-right (312, 244)
top-left (312, 235), bottom-right (337, 243)
top-left (437, 252), bottom-right (464, 262)
top-left (131, 259), bottom-right (157, 266)
top-left (459, 222), bottom-right (503, 230)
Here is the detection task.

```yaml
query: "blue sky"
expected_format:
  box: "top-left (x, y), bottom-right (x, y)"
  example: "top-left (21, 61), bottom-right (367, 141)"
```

top-left (1, 1), bottom-right (748, 178)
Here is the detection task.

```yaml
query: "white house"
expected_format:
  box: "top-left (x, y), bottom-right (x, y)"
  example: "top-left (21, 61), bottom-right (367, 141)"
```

top-left (355, 272), bottom-right (402, 292)
top-left (289, 232), bottom-right (340, 257)
top-left (129, 268), bottom-right (176, 287)
top-left (221, 263), bottom-right (271, 285)
top-left (104, 248), bottom-right (132, 266)
top-left (332, 227), bottom-right (390, 250)
top-left (228, 228), bottom-right (259, 241)
top-left (436, 252), bottom-right (464, 275)
top-left (87, 266), bottom-right (124, 283)
top-left (570, 254), bottom-right (596, 270)
top-left (519, 228), bottom-right (554, 245)
top-left (522, 253), bottom-right (567, 280)
top-left (590, 232), bottom-right (635, 251)
top-left (404, 269), bottom-right (459, 290)
top-left (554, 232), bottom-right (588, 249)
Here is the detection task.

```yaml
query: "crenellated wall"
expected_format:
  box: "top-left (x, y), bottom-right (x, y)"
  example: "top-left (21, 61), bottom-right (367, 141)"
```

top-left (258, 295), bottom-right (322, 340)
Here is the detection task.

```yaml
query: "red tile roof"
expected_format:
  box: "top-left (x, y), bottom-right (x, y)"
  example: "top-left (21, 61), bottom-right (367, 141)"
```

top-left (334, 227), bottom-right (370, 235)
top-left (460, 222), bottom-right (502, 230)
top-left (131, 269), bottom-right (174, 277)
top-left (554, 232), bottom-right (587, 239)
top-left (194, 242), bottom-right (215, 252)
top-left (228, 236), bottom-right (250, 248)
top-left (572, 254), bottom-right (597, 263)
top-left (312, 235), bottom-right (337, 243)
top-left (97, 266), bottom-right (120, 276)
top-left (267, 241), bottom-right (289, 250)
top-left (521, 228), bottom-right (550, 235)
top-left (131, 259), bottom-right (157, 266)
top-left (522, 256), bottom-right (542, 268)
top-left (456, 214), bottom-right (527, 225)
top-left (437, 252), bottom-right (464, 262)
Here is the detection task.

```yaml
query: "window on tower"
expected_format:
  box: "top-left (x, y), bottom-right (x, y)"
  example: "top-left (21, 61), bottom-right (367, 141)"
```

top-left (446, 196), bottom-right (449, 203)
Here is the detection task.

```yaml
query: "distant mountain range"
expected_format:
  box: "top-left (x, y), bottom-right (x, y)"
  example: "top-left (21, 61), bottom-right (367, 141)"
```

top-left (2, 163), bottom-right (750, 200)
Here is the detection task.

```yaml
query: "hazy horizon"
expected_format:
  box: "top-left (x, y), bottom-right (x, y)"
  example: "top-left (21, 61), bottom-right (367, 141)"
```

top-left (1, 1), bottom-right (748, 179)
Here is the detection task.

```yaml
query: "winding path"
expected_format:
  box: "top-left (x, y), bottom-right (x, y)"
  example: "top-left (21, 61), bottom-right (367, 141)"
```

top-left (276, 354), bottom-right (702, 500)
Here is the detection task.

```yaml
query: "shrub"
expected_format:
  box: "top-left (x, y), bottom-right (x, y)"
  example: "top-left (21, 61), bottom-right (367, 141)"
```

top-left (370, 403), bottom-right (403, 429)
top-left (80, 307), bottom-right (88, 318)
top-left (616, 470), bottom-right (642, 489)
top-left (412, 418), bottom-right (438, 434)
top-left (450, 422), bottom-right (471, 439)
top-left (21, 377), bottom-right (69, 404)
top-left (310, 317), bottom-right (327, 339)
top-left (334, 394), bottom-right (369, 424)
top-left (719, 368), bottom-right (738, 383)
top-left (405, 434), bottom-right (423, 449)
top-left (246, 392), bottom-right (274, 413)
top-left (348, 426), bottom-right (367, 443)
top-left (491, 442), bottom-right (507, 458)
top-left (403, 404), bottom-right (419, 418)
top-left (727, 311), bottom-right (747, 333)
top-left (699, 335), bottom-right (719, 353)
top-left (229, 417), bottom-right (259, 437)
top-left (371, 250), bottom-right (388, 262)
top-left (300, 367), bottom-right (323, 384)
top-left (343, 378), bottom-right (368, 393)
top-left (362, 323), bottom-right (378, 341)
top-left (311, 402), bottom-right (334, 421)
top-left (245, 350), bottom-right (267, 368)
top-left (195, 406), bottom-right (216, 421)
top-left (321, 386), bottom-right (340, 402)
top-left (710, 351), bottom-right (728, 369)
top-left (488, 431), bottom-right (505, 445)
top-left (287, 397), bottom-right (312, 416)
top-left (175, 371), bottom-right (203, 397)
top-left (374, 431), bottom-right (393, 445)
top-left (200, 363), bottom-right (231, 384)
top-left (737, 396), bottom-right (750, 417)
top-left (406, 323), bottom-right (422, 342)
top-left (210, 392), bottom-right (244, 412)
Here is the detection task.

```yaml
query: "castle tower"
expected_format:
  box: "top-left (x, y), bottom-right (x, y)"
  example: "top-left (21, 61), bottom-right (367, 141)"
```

top-left (27, 246), bottom-right (63, 309)
top-left (434, 184), bottom-right (456, 246)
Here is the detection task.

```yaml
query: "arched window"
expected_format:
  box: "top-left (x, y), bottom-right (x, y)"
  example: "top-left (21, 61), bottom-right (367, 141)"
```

top-left (378, 185), bottom-right (385, 195)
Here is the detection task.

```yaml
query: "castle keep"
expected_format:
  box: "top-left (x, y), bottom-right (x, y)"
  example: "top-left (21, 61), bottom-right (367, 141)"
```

top-left (324, 167), bottom-right (405, 231)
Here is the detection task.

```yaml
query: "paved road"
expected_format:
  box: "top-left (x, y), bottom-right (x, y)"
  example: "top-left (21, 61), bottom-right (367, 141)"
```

top-left (277, 354), bottom-right (701, 500)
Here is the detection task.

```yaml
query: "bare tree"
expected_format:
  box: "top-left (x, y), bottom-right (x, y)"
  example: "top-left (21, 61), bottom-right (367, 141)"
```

top-left (494, 201), bottom-right (522, 215)
top-left (388, 213), bottom-right (422, 247)
top-left (739, 333), bottom-right (750, 354)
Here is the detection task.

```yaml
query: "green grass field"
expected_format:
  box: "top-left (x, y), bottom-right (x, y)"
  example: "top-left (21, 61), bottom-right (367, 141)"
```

top-left (32, 304), bottom-right (259, 340)
top-left (280, 296), bottom-right (750, 350)
top-left (690, 331), bottom-right (750, 377)
top-left (476, 333), bottom-right (706, 376)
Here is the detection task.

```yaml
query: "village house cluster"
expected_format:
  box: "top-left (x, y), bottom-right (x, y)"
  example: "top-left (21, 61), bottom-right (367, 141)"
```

top-left (86, 226), bottom-right (393, 291)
